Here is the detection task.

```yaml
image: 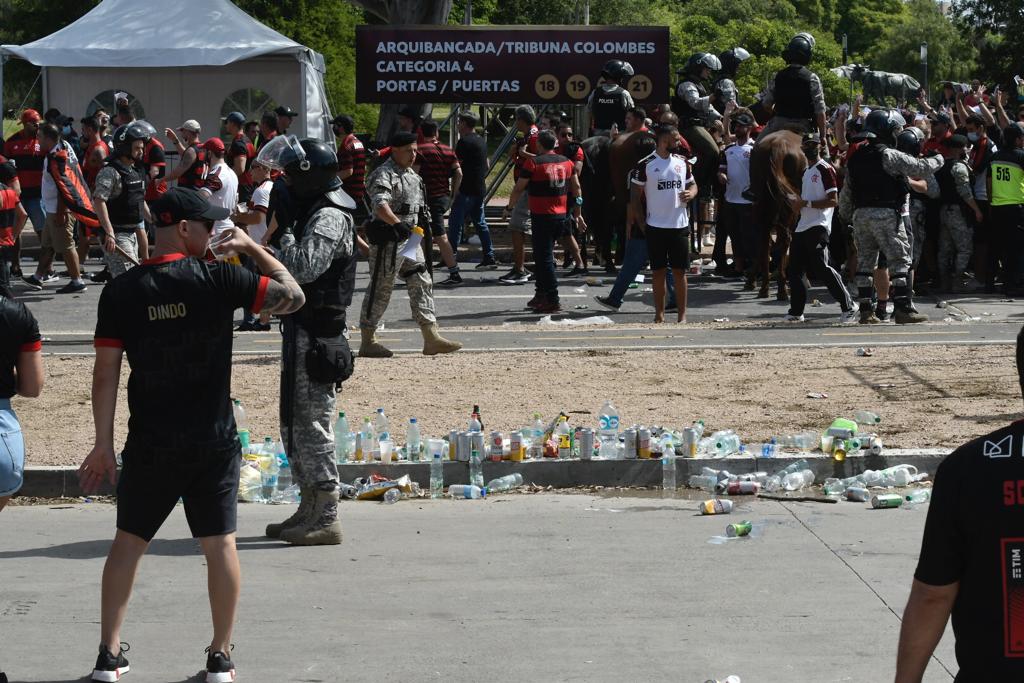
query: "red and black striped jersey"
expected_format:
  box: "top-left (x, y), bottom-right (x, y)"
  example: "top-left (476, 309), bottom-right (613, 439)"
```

top-left (415, 139), bottom-right (459, 199)
top-left (227, 132), bottom-right (256, 188)
top-left (3, 130), bottom-right (45, 199)
top-left (521, 153), bottom-right (575, 216)
top-left (337, 133), bottom-right (367, 201)
top-left (178, 144), bottom-right (208, 189)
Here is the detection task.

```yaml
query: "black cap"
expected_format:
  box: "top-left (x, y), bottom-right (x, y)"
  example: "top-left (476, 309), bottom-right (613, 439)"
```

top-left (389, 131), bottom-right (417, 147)
top-left (943, 134), bottom-right (969, 149)
top-left (223, 111), bottom-right (245, 125)
top-left (150, 187), bottom-right (231, 227)
top-left (329, 114), bottom-right (348, 125)
top-left (732, 112), bottom-right (755, 126)
top-left (458, 111), bottom-right (479, 126)
top-left (274, 105), bottom-right (299, 118)
top-left (801, 131), bottom-right (820, 145)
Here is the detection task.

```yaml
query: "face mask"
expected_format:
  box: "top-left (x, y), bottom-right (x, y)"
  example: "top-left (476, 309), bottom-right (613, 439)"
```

top-left (62, 126), bottom-right (72, 136)
top-left (967, 132), bottom-right (980, 143)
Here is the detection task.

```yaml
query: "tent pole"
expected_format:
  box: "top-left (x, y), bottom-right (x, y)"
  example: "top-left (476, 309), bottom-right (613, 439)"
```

top-left (0, 55), bottom-right (5, 136)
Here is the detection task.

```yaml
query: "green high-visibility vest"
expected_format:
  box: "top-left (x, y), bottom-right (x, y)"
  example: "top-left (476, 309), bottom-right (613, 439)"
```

top-left (990, 152), bottom-right (1024, 207)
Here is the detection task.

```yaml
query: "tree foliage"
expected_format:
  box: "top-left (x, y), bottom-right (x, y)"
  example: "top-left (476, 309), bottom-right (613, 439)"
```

top-left (869, 0), bottom-right (974, 86)
top-left (953, 0), bottom-right (1024, 85)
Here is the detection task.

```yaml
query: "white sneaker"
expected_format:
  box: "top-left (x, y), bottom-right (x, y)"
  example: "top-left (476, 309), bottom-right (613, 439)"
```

top-left (839, 309), bottom-right (859, 325)
top-left (784, 314), bottom-right (805, 322)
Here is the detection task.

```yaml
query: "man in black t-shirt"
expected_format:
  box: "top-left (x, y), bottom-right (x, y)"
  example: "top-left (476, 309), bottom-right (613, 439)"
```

top-left (447, 112), bottom-right (496, 269)
top-left (0, 294), bottom-right (43, 513)
top-left (896, 324), bottom-right (1024, 681)
top-left (78, 187), bottom-right (304, 683)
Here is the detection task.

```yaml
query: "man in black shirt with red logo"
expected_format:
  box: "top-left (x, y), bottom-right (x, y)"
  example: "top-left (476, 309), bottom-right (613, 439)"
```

top-left (896, 324), bottom-right (1024, 681)
top-left (78, 187), bottom-right (304, 683)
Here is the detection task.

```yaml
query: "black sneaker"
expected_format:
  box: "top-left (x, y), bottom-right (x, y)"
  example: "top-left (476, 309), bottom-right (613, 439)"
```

top-left (91, 643), bottom-right (130, 682)
top-left (56, 280), bottom-right (87, 294)
top-left (567, 266), bottom-right (590, 276)
top-left (497, 268), bottom-right (520, 283)
top-left (235, 320), bottom-right (257, 332)
top-left (41, 271), bottom-right (60, 283)
top-left (437, 273), bottom-right (463, 287)
top-left (474, 258), bottom-right (498, 270)
top-left (593, 295), bottom-right (620, 311)
top-left (22, 274), bottom-right (43, 291)
top-left (89, 268), bottom-right (111, 284)
top-left (205, 647), bottom-right (236, 683)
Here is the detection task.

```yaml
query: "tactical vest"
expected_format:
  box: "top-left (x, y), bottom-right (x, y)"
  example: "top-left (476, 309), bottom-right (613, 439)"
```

top-left (592, 85), bottom-right (628, 130)
top-left (936, 158), bottom-right (973, 207)
top-left (178, 144), bottom-right (208, 189)
top-left (773, 65), bottom-right (814, 120)
top-left (106, 158), bottom-right (146, 227)
top-left (672, 79), bottom-right (707, 127)
top-left (990, 151), bottom-right (1024, 207)
top-left (847, 144), bottom-right (909, 210)
top-left (293, 196), bottom-right (356, 326)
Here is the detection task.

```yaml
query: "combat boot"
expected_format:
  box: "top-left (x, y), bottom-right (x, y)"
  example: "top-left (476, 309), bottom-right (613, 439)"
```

top-left (279, 488), bottom-right (343, 546)
top-left (859, 303), bottom-right (881, 325)
top-left (421, 323), bottom-right (462, 355)
top-left (359, 326), bottom-right (393, 358)
top-left (894, 300), bottom-right (928, 324)
top-left (265, 487), bottom-right (314, 539)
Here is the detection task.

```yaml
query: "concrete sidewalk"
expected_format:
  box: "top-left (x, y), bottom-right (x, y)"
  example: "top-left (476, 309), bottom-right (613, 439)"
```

top-left (0, 494), bottom-right (956, 682)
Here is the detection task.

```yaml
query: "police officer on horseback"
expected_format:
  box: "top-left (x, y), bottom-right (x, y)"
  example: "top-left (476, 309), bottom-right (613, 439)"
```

top-left (588, 59), bottom-right (636, 136)
top-left (256, 134), bottom-right (357, 546)
top-left (838, 109), bottom-right (943, 324)
top-left (759, 33), bottom-right (827, 147)
top-left (712, 47), bottom-right (751, 113)
top-left (672, 52), bottom-right (722, 196)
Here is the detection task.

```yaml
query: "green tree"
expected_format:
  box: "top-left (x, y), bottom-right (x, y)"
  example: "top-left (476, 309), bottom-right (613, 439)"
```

top-left (953, 0), bottom-right (1024, 85)
top-left (835, 0), bottom-right (906, 62)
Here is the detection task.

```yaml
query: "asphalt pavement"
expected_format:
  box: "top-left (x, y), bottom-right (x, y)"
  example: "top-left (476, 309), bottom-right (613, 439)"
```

top-left (9, 253), bottom-right (1022, 355)
top-left (0, 493), bottom-right (956, 682)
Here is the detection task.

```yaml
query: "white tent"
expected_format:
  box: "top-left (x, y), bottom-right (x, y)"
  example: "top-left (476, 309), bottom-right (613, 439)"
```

top-left (0, 0), bottom-right (332, 142)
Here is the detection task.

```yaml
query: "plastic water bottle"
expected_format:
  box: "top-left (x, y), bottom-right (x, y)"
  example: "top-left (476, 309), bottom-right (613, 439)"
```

top-left (360, 418), bottom-right (375, 461)
top-left (259, 438), bottom-right (278, 501)
top-left (374, 408), bottom-right (390, 443)
top-left (232, 399), bottom-right (250, 449)
top-left (905, 489), bottom-right (931, 504)
top-left (334, 411), bottom-right (350, 463)
top-left (761, 438), bottom-right (777, 458)
top-left (469, 445), bottom-right (483, 488)
top-left (598, 399), bottom-right (620, 458)
top-left (713, 431), bottom-right (740, 456)
top-left (382, 488), bottom-right (402, 504)
top-left (274, 451), bottom-right (292, 501)
top-left (448, 484), bottom-right (487, 499)
top-left (854, 410), bottom-right (881, 425)
top-left (469, 407), bottom-right (482, 432)
top-left (661, 433), bottom-right (676, 496)
top-left (688, 474), bottom-right (717, 491)
top-left (554, 417), bottom-right (572, 459)
top-left (430, 452), bottom-right (444, 499)
top-left (528, 413), bottom-right (546, 458)
top-left (407, 418), bottom-right (421, 462)
top-left (783, 469), bottom-right (815, 491)
top-left (764, 458), bottom-right (810, 491)
top-left (486, 473), bottom-right (523, 492)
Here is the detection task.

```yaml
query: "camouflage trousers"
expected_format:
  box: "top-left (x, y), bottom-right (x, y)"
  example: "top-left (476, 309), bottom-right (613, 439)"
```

top-left (104, 231), bottom-right (138, 278)
top-left (280, 319), bottom-right (339, 489)
top-left (360, 239), bottom-right (436, 329)
top-left (909, 198), bottom-right (928, 268)
top-left (852, 207), bottom-right (911, 296)
top-left (937, 205), bottom-right (973, 275)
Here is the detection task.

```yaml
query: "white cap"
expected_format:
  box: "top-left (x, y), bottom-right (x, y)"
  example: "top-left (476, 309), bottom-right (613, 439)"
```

top-left (179, 119), bottom-right (201, 133)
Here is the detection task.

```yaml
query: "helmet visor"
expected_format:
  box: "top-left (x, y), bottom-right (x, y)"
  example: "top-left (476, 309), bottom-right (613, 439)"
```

top-left (256, 134), bottom-right (306, 171)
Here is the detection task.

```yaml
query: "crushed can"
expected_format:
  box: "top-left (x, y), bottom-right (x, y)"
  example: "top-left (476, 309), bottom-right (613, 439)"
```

top-left (726, 481), bottom-right (761, 495)
top-left (579, 428), bottom-right (594, 460)
top-left (489, 431), bottom-right (504, 462)
top-left (869, 437), bottom-right (883, 456)
top-left (682, 427), bottom-right (698, 458)
top-left (623, 428), bottom-right (638, 459)
top-left (846, 487), bottom-right (871, 502)
top-left (699, 498), bottom-right (734, 515)
top-left (871, 493), bottom-right (903, 509)
top-left (637, 427), bottom-right (652, 459)
top-left (726, 521), bottom-right (753, 537)
top-left (338, 483), bottom-right (358, 500)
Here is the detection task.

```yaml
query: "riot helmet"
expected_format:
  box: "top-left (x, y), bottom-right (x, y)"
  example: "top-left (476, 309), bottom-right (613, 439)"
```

top-left (680, 53), bottom-right (722, 78)
top-left (860, 109), bottom-right (906, 145)
top-left (895, 126), bottom-right (925, 156)
top-left (601, 59), bottom-right (633, 84)
top-left (783, 33), bottom-right (815, 65)
top-left (257, 135), bottom-right (350, 202)
top-left (111, 122), bottom-right (152, 158)
top-left (718, 47), bottom-right (751, 79)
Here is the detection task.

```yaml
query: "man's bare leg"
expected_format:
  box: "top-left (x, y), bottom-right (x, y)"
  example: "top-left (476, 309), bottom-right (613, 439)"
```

top-left (100, 530), bottom-right (149, 655)
top-left (198, 533), bottom-right (240, 654)
top-left (512, 232), bottom-right (525, 272)
top-left (652, 269), bottom-right (666, 323)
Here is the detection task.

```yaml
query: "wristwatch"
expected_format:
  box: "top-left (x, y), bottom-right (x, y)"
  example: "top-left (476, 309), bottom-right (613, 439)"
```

top-left (575, 196), bottom-right (584, 206)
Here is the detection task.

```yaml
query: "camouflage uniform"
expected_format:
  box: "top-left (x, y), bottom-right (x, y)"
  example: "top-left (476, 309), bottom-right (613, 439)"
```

top-left (909, 177), bottom-right (938, 268)
top-left (278, 205), bottom-right (354, 491)
top-left (938, 160), bottom-right (975, 275)
top-left (838, 149), bottom-right (943, 308)
top-left (361, 158), bottom-right (436, 329)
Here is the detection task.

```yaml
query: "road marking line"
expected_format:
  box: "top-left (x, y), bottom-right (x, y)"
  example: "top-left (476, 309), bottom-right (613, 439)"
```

top-left (533, 335), bottom-right (655, 341)
top-left (821, 331), bottom-right (970, 337)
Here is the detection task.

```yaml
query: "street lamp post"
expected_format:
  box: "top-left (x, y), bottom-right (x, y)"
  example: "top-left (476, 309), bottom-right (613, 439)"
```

top-left (921, 42), bottom-right (929, 102)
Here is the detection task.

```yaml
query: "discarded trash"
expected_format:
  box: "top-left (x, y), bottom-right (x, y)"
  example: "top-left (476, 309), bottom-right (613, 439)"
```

top-left (574, 305), bottom-right (589, 309)
top-left (704, 676), bottom-right (741, 683)
top-left (573, 288), bottom-right (586, 294)
top-left (854, 410), bottom-right (881, 425)
top-left (449, 484), bottom-right (487, 499)
top-left (904, 489), bottom-right (931, 505)
top-left (783, 469), bottom-right (815, 491)
top-left (806, 392), bottom-right (828, 399)
top-left (714, 317), bottom-right (729, 322)
top-left (430, 451), bottom-right (444, 499)
top-left (382, 488), bottom-right (402, 504)
top-left (584, 277), bottom-right (603, 287)
top-left (538, 315), bottom-right (614, 326)
top-left (845, 487), bottom-right (871, 502)
top-left (699, 498), bottom-right (734, 515)
top-left (727, 521), bottom-right (753, 537)
top-left (871, 494), bottom-right (903, 509)
top-left (936, 301), bottom-right (947, 308)
top-left (855, 347), bottom-right (873, 357)
top-left (726, 481), bottom-right (761, 495)
top-left (811, 299), bottom-right (822, 307)
top-left (708, 523), bottom-right (765, 545)
top-left (486, 473), bottom-right (524, 492)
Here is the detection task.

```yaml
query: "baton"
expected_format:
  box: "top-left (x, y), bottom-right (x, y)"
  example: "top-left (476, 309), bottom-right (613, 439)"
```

top-left (113, 242), bottom-right (142, 266)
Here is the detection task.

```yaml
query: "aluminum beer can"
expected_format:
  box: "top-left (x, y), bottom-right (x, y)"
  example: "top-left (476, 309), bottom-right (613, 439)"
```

top-left (471, 432), bottom-right (486, 462)
top-left (338, 483), bottom-right (358, 500)
top-left (726, 520), bottom-right (753, 537)
top-left (682, 427), bottom-right (698, 458)
top-left (871, 493), bottom-right (903, 509)
top-left (457, 432), bottom-right (471, 463)
top-left (699, 498), bottom-right (734, 515)
top-left (449, 430), bottom-right (459, 461)
top-left (726, 481), bottom-right (761, 495)
top-left (489, 431), bottom-right (504, 462)
top-left (510, 431), bottom-right (524, 461)
top-left (637, 428), bottom-right (651, 459)
top-left (579, 428), bottom-right (594, 460)
top-left (868, 437), bottom-right (883, 456)
top-left (846, 486), bottom-right (871, 502)
top-left (623, 428), bottom-right (638, 459)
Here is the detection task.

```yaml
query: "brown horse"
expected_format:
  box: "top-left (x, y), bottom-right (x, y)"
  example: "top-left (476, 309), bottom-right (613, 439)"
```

top-left (608, 130), bottom-right (656, 261)
top-left (747, 130), bottom-right (807, 300)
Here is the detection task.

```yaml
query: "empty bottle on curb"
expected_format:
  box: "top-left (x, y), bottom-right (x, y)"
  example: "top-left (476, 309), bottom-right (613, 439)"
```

top-left (699, 499), bottom-right (734, 515)
top-left (846, 487), bottom-right (871, 502)
top-left (449, 484), bottom-right (487, 499)
top-left (259, 438), bottom-right (279, 501)
top-left (661, 433), bottom-right (676, 496)
top-left (469, 445), bottom-right (484, 488)
top-left (469, 406), bottom-right (483, 432)
top-left (360, 418), bottom-right (374, 461)
top-left (232, 399), bottom-right (250, 449)
top-left (598, 399), bottom-right (620, 458)
top-left (430, 452), bottom-right (444, 499)
top-left (688, 475), bottom-right (718, 491)
top-left (554, 417), bottom-right (572, 459)
top-left (783, 469), bottom-right (815, 491)
top-left (407, 418), bottom-right (421, 462)
top-left (854, 410), bottom-right (881, 425)
top-left (374, 408), bottom-right (390, 442)
top-left (334, 412), bottom-right (350, 463)
top-left (763, 458), bottom-right (811, 492)
top-left (487, 473), bottom-right (524, 492)
top-left (905, 489), bottom-right (931, 504)
top-left (528, 413), bottom-right (545, 459)
top-left (273, 452), bottom-right (293, 502)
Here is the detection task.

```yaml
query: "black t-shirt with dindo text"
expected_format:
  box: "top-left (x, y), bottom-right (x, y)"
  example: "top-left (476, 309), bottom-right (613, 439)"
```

top-left (915, 420), bottom-right (1024, 680)
top-left (0, 295), bottom-right (41, 399)
top-left (93, 254), bottom-right (267, 449)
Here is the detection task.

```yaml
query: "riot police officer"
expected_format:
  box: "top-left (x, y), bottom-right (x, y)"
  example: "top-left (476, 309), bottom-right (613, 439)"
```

top-left (838, 109), bottom-right (943, 324)
top-left (711, 47), bottom-right (751, 113)
top-left (587, 59), bottom-right (636, 136)
top-left (896, 126), bottom-right (938, 297)
top-left (93, 123), bottom-right (152, 277)
top-left (759, 33), bottom-right (827, 145)
top-left (256, 134), bottom-right (357, 546)
top-left (672, 52), bottom-right (722, 195)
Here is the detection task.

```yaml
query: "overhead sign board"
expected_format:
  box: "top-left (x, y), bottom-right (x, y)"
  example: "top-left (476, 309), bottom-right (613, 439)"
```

top-left (355, 25), bottom-right (670, 104)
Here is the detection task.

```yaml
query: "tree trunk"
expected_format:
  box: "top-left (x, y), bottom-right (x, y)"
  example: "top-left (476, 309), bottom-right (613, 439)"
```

top-left (346, 0), bottom-right (453, 143)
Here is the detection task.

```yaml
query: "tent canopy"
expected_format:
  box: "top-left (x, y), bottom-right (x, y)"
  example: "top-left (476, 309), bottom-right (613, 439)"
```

top-left (0, 0), bottom-right (305, 68)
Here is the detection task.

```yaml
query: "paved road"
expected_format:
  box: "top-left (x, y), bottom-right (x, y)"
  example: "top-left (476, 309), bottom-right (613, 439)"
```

top-left (9, 255), bottom-right (1022, 354)
top-left (0, 494), bottom-right (956, 682)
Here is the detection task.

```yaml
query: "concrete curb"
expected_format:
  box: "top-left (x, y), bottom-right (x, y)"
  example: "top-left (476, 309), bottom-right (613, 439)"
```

top-left (18, 449), bottom-right (950, 498)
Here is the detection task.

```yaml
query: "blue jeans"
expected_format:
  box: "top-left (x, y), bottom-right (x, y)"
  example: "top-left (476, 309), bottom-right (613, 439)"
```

top-left (448, 193), bottom-right (494, 261)
top-left (21, 197), bottom-right (44, 233)
top-left (531, 214), bottom-right (564, 303)
top-left (0, 399), bottom-right (24, 497)
top-left (607, 235), bottom-right (676, 307)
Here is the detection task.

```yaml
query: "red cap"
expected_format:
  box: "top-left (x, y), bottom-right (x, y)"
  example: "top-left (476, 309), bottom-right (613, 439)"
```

top-left (20, 109), bottom-right (41, 124)
top-left (203, 137), bottom-right (226, 154)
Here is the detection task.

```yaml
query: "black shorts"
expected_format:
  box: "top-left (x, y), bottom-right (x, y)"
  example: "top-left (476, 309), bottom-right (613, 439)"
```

top-left (646, 225), bottom-right (690, 270)
top-left (116, 441), bottom-right (241, 542)
top-left (428, 196), bottom-right (450, 237)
